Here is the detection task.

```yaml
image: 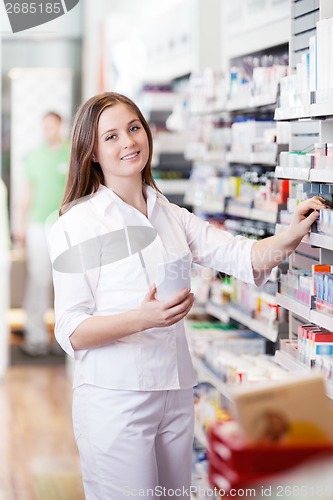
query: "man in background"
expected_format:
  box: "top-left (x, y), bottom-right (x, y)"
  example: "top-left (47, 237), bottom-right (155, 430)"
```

top-left (14, 112), bottom-right (70, 356)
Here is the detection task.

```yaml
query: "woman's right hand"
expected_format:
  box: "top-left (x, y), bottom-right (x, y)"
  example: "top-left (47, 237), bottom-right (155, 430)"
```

top-left (138, 284), bottom-right (194, 330)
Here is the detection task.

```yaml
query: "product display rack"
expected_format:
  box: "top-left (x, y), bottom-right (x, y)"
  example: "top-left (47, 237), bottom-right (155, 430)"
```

top-left (190, 197), bottom-right (280, 224)
top-left (273, 1), bottom-right (333, 384)
top-left (274, 350), bottom-right (333, 400)
top-left (206, 299), bottom-right (286, 343)
top-left (192, 354), bottom-right (233, 401)
top-left (276, 222), bottom-right (333, 251)
top-left (186, 65), bottom-right (289, 345)
top-left (186, 60), bottom-right (291, 468)
top-left (275, 100), bottom-right (333, 121)
top-left (188, 2), bottom-right (333, 493)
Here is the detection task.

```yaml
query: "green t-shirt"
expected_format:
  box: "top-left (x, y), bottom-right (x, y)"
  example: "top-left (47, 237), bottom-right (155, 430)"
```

top-left (24, 141), bottom-right (70, 223)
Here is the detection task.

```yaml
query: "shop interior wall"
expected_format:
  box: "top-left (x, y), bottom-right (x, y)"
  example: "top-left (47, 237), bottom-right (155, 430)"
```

top-left (0, 2), bottom-right (83, 308)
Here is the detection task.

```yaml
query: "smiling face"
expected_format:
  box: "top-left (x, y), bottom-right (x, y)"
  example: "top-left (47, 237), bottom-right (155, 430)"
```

top-left (94, 103), bottom-right (149, 188)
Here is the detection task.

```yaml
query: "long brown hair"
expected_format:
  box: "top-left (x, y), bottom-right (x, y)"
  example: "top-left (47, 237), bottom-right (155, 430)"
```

top-left (61, 92), bottom-right (159, 214)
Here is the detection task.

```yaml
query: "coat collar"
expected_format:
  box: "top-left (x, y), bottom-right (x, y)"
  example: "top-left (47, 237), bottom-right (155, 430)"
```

top-left (89, 183), bottom-right (161, 219)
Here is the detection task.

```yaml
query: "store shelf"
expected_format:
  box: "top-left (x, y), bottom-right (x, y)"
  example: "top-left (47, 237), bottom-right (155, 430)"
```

top-left (275, 101), bottom-right (333, 121)
top-left (190, 105), bottom-right (227, 116)
top-left (248, 208), bottom-right (277, 224)
top-left (310, 310), bottom-right (333, 331)
top-left (276, 292), bottom-right (310, 320)
top-left (274, 350), bottom-right (310, 373)
top-left (191, 93), bottom-right (277, 117)
top-left (189, 196), bottom-right (226, 213)
top-left (276, 224), bottom-right (333, 252)
top-left (226, 93), bottom-right (276, 112)
top-left (225, 203), bottom-right (251, 219)
top-left (206, 300), bottom-right (229, 323)
top-left (206, 300), bottom-right (281, 341)
top-left (274, 351), bottom-right (333, 400)
top-left (228, 305), bottom-right (280, 342)
top-left (275, 105), bottom-right (311, 121)
top-left (226, 152), bottom-right (277, 166)
top-left (155, 179), bottom-right (189, 194)
top-left (192, 355), bottom-right (233, 400)
top-left (305, 232), bottom-right (333, 252)
top-left (275, 165), bottom-right (311, 181)
top-left (310, 101), bottom-right (333, 119)
top-left (275, 166), bottom-right (333, 183)
top-left (193, 152), bottom-right (227, 165)
top-left (277, 293), bottom-right (333, 329)
top-left (225, 203), bottom-right (278, 223)
top-left (199, 200), bottom-right (226, 214)
top-left (309, 169), bottom-right (333, 183)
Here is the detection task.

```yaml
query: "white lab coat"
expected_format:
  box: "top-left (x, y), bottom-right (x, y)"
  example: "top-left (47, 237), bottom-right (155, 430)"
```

top-left (48, 183), bottom-right (266, 391)
top-left (48, 184), bottom-right (269, 498)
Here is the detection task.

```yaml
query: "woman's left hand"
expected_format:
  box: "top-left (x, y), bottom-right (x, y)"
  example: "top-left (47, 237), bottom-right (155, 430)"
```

top-left (289, 196), bottom-right (327, 240)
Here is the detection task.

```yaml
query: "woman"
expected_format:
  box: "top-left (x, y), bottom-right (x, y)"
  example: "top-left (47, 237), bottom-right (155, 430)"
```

top-left (48, 92), bottom-right (326, 499)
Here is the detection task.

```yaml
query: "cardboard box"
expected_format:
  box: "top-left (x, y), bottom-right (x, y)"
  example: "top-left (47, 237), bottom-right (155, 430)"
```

top-left (232, 374), bottom-right (333, 444)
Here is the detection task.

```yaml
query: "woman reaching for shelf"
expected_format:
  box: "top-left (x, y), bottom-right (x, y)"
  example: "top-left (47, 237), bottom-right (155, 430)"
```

top-left (47, 92), bottom-right (326, 499)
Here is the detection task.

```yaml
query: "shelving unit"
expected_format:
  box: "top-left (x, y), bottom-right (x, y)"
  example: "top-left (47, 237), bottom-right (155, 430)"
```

top-left (226, 151), bottom-right (277, 166)
top-left (273, 1), bottom-right (333, 385)
top-left (155, 179), bottom-right (190, 195)
top-left (206, 300), bottom-right (284, 342)
top-left (189, 196), bottom-right (278, 223)
top-left (274, 350), bottom-right (333, 400)
top-left (276, 223), bottom-right (333, 251)
top-left (192, 354), bottom-right (233, 401)
top-left (225, 203), bottom-right (278, 224)
top-left (183, 21), bottom-right (290, 415)
top-left (276, 292), bottom-right (333, 331)
top-left (274, 350), bottom-right (310, 373)
top-left (275, 101), bottom-right (333, 121)
top-left (226, 94), bottom-right (277, 111)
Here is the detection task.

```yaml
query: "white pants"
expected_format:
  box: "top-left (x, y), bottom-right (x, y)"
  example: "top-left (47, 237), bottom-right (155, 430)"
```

top-left (24, 223), bottom-right (52, 348)
top-left (72, 385), bottom-right (194, 500)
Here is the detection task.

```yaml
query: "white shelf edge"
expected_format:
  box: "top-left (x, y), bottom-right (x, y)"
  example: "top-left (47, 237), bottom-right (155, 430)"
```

top-left (198, 201), bottom-right (226, 213)
top-left (206, 300), bottom-right (279, 341)
top-left (192, 355), bottom-right (233, 400)
top-left (307, 232), bottom-right (333, 251)
top-left (155, 179), bottom-right (189, 194)
top-left (309, 170), bottom-right (333, 183)
top-left (190, 199), bottom-right (277, 222)
top-left (248, 208), bottom-right (277, 224)
top-left (274, 106), bottom-right (311, 121)
top-left (310, 310), bottom-right (333, 331)
top-left (226, 204), bottom-right (277, 223)
top-left (310, 101), bottom-right (333, 118)
top-left (190, 93), bottom-right (277, 116)
top-left (226, 152), bottom-right (277, 166)
top-left (276, 292), bottom-right (310, 320)
top-left (276, 225), bottom-right (333, 251)
top-left (275, 101), bottom-right (333, 121)
top-left (225, 205), bottom-right (251, 219)
top-left (228, 306), bottom-right (279, 342)
top-left (274, 351), bottom-right (333, 400)
top-left (227, 94), bottom-right (276, 112)
top-left (277, 293), bottom-right (333, 330)
top-left (206, 301), bottom-right (229, 323)
top-left (188, 153), bottom-right (227, 164)
top-left (275, 166), bottom-right (333, 183)
top-left (190, 106), bottom-right (227, 116)
top-left (275, 166), bottom-right (310, 181)
top-left (274, 350), bottom-right (310, 373)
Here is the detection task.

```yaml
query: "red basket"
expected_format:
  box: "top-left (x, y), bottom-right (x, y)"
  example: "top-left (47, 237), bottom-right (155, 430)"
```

top-left (208, 421), bottom-right (333, 491)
